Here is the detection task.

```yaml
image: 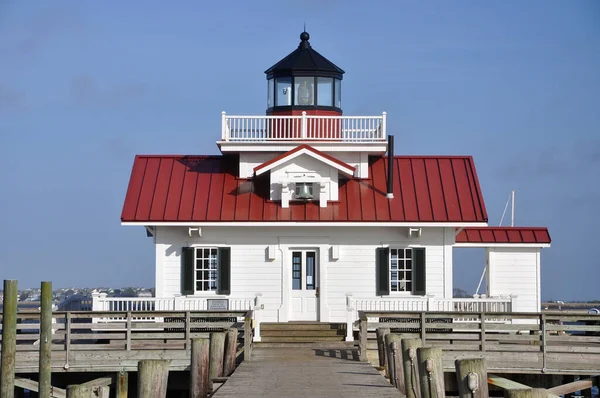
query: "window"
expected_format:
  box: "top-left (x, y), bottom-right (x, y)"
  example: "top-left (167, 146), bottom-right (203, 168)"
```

top-left (267, 78), bottom-right (274, 108)
top-left (334, 78), bottom-right (341, 108)
top-left (276, 77), bottom-right (292, 106)
top-left (390, 248), bottom-right (412, 292)
top-left (195, 248), bottom-right (218, 292)
top-left (317, 77), bottom-right (333, 106)
top-left (294, 77), bottom-right (314, 106)
top-left (292, 252), bottom-right (302, 290)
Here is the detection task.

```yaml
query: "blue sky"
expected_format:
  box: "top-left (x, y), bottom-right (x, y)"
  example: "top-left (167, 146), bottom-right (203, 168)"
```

top-left (0, 1), bottom-right (598, 300)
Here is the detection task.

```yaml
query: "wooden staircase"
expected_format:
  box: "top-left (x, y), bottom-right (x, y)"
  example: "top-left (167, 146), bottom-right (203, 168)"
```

top-left (258, 322), bottom-right (351, 346)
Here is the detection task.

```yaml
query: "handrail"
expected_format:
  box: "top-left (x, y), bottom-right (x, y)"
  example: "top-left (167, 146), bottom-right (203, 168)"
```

top-left (356, 310), bottom-right (600, 373)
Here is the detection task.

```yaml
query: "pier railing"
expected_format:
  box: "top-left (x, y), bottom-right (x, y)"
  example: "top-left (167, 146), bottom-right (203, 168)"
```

top-left (221, 112), bottom-right (387, 142)
top-left (0, 310), bottom-right (254, 373)
top-left (357, 311), bottom-right (600, 374)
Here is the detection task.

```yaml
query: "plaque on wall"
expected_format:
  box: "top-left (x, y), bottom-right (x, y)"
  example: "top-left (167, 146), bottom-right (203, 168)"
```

top-left (207, 299), bottom-right (229, 311)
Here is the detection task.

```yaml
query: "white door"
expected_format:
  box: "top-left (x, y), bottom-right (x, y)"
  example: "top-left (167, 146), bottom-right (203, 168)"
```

top-left (290, 250), bottom-right (319, 321)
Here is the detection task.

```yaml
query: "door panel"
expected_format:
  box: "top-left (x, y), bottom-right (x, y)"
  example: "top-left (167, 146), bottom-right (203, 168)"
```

top-left (290, 250), bottom-right (319, 321)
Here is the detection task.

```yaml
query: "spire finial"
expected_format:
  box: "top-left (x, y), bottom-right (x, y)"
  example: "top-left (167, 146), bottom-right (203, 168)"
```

top-left (299, 28), bottom-right (310, 49)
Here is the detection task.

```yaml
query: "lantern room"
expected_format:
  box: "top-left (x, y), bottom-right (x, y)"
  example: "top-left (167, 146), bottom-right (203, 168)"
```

top-left (217, 31), bottom-right (388, 163)
top-left (265, 31), bottom-right (344, 116)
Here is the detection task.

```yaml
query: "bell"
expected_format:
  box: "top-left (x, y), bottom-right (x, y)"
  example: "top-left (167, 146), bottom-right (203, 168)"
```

top-left (296, 183), bottom-right (313, 199)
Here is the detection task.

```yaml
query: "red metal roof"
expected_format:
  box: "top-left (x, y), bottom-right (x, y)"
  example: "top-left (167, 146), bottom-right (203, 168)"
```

top-left (121, 155), bottom-right (488, 223)
top-left (455, 227), bottom-right (551, 244)
top-left (254, 144), bottom-right (356, 175)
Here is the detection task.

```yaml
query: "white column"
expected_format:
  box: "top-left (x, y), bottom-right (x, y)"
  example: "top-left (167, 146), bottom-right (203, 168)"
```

top-left (345, 293), bottom-right (354, 341)
top-left (254, 293), bottom-right (262, 342)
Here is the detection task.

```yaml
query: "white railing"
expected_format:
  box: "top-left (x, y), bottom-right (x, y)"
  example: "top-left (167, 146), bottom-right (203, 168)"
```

top-left (221, 111), bottom-right (387, 142)
top-left (91, 293), bottom-right (253, 314)
top-left (347, 295), bottom-right (515, 328)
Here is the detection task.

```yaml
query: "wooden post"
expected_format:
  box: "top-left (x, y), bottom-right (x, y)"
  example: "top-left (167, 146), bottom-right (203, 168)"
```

top-left (243, 313), bottom-right (252, 362)
top-left (417, 347), bottom-right (444, 398)
top-left (223, 328), bottom-right (238, 377)
top-left (1, 280), bottom-right (18, 398)
top-left (95, 386), bottom-right (109, 398)
top-left (504, 389), bottom-right (549, 398)
top-left (137, 360), bottom-right (171, 398)
top-left (384, 334), bottom-right (404, 392)
top-left (39, 281), bottom-right (52, 398)
top-left (115, 371), bottom-right (128, 398)
top-left (455, 358), bottom-right (488, 398)
top-left (65, 312), bottom-right (71, 369)
top-left (190, 337), bottom-right (210, 398)
top-left (376, 327), bottom-right (390, 367)
top-left (359, 315), bottom-right (368, 362)
top-left (401, 338), bottom-right (422, 398)
top-left (66, 385), bottom-right (92, 398)
top-left (391, 341), bottom-right (406, 395)
top-left (480, 312), bottom-right (486, 352)
top-left (209, 332), bottom-right (226, 391)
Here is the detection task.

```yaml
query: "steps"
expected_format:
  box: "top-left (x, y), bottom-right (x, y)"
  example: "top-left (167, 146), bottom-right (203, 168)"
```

top-left (258, 322), bottom-right (348, 345)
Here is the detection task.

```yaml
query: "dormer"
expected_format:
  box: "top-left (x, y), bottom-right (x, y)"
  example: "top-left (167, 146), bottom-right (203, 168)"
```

top-left (254, 145), bottom-right (355, 208)
top-left (217, 31), bottom-right (388, 181)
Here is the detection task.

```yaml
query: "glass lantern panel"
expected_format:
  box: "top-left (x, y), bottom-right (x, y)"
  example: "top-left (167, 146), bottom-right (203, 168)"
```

top-left (294, 77), bottom-right (315, 106)
top-left (334, 79), bottom-right (342, 108)
top-left (267, 78), bottom-right (274, 108)
top-left (317, 77), bottom-right (333, 106)
top-left (276, 77), bottom-right (292, 106)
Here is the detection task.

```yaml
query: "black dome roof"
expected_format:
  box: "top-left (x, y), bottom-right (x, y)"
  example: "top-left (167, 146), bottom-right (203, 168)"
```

top-left (265, 32), bottom-right (344, 80)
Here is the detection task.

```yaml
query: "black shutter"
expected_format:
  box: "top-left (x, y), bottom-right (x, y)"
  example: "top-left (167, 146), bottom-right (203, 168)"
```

top-left (181, 247), bottom-right (195, 296)
top-left (413, 248), bottom-right (426, 296)
top-left (376, 247), bottom-right (390, 296)
top-left (217, 247), bottom-right (231, 295)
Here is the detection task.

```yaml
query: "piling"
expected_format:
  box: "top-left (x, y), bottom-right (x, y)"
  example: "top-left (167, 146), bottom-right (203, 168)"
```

top-left (401, 338), bottom-right (422, 398)
top-left (384, 334), bottom-right (404, 393)
top-left (66, 385), bottom-right (92, 398)
top-left (376, 327), bottom-right (390, 367)
top-left (137, 360), bottom-right (171, 398)
top-left (190, 337), bottom-right (210, 398)
top-left (223, 328), bottom-right (238, 377)
top-left (455, 358), bottom-right (488, 398)
top-left (209, 332), bottom-right (226, 390)
top-left (39, 281), bottom-right (53, 398)
top-left (504, 389), bottom-right (549, 398)
top-left (1, 280), bottom-right (18, 398)
top-left (115, 371), bottom-right (128, 398)
top-left (417, 347), bottom-right (445, 398)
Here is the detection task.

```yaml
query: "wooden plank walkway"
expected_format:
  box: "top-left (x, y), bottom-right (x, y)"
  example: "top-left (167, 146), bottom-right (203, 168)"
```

top-left (213, 346), bottom-right (403, 398)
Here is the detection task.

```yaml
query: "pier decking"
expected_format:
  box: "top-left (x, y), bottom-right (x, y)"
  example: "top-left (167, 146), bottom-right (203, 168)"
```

top-left (213, 345), bottom-right (402, 398)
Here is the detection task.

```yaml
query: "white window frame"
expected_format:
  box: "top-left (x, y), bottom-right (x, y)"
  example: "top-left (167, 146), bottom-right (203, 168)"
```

top-left (194, 247), bottom-right (219, 294)
top-left (390, 248), bottom-right (413, 294)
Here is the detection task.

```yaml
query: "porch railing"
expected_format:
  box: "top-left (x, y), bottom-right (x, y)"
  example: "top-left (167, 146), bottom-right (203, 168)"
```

top-left (221, 112), bottom-right (387, 142)
top-left (350, 295), bottom-right (515, 316)
top-left (91, 293), bottom-right (253, 313)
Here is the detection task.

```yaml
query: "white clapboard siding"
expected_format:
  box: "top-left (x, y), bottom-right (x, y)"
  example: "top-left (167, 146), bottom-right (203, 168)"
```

top-left (487, 247), bottom-right (540, 313)
top-left (155, 226), bottom-right (450, 323)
